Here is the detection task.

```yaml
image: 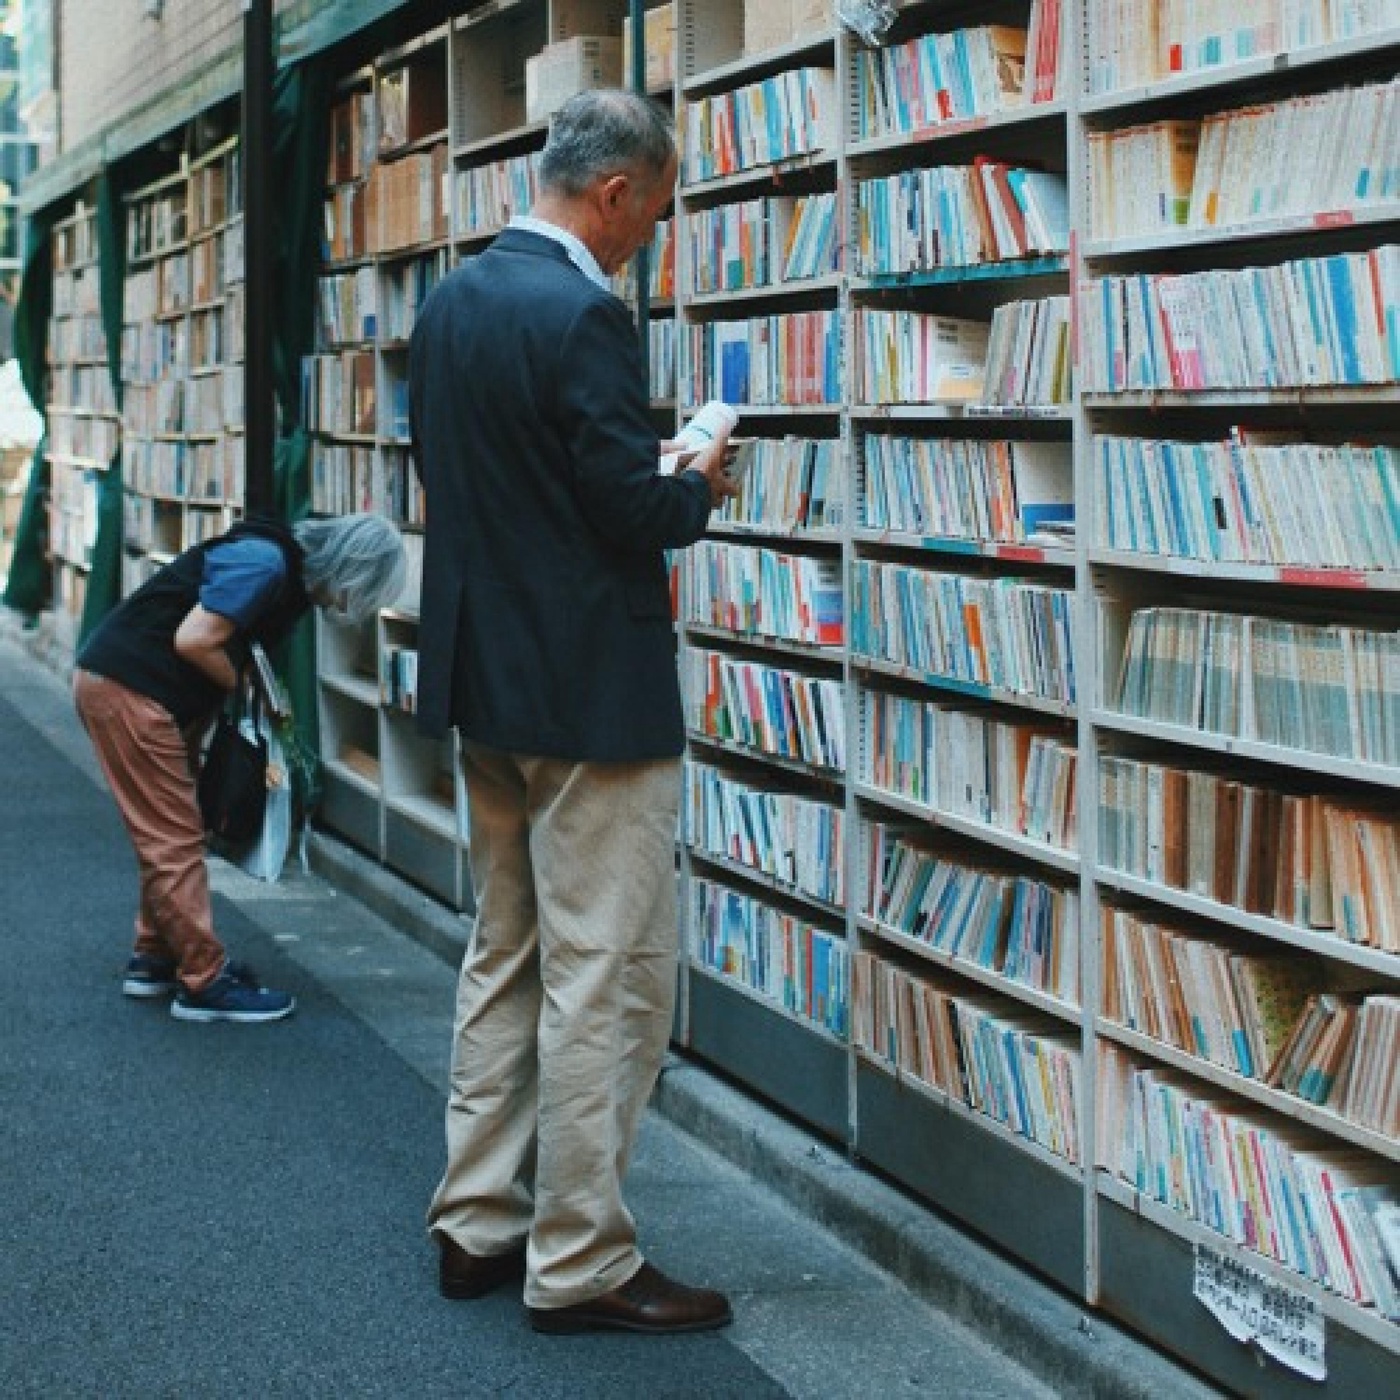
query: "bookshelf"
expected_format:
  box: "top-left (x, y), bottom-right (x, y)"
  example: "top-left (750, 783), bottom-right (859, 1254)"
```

top-left (46, 200), bottom-right (117, 648)
top-left (295, 3), bottom-right (1399, 1389)
top-left (120, 135), bottom-right (245, 595)
top-left (1077, 9), bottom-right (1400, 1382)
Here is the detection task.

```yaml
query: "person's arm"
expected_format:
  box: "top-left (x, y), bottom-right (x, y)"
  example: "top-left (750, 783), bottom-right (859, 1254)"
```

top-left (173, 605), bottom-right (241, 691)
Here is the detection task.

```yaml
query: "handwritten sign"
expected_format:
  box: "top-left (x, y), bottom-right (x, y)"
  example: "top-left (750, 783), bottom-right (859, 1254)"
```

top-left (1194, 1244), bottom-right (1326, 1381)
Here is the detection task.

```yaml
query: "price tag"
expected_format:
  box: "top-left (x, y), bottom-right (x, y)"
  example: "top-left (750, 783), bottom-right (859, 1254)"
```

top-left (1194, 1244), bottom-right (1326, 1381)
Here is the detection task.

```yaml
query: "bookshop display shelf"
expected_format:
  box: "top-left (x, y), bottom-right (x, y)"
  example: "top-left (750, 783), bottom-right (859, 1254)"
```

top-left (121, 134), bottom-right (246, 595)
top-left (46, 201), bottom-right (117, 647)
top-left (1076, 1), bottom-right (1400, 1385)
top-left (288, 3), bottom-right (1400, 1391)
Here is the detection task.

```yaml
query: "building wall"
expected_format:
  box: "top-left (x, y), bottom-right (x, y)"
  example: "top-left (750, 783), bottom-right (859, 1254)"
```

top-left (57, 0), bottom-right (327, 154)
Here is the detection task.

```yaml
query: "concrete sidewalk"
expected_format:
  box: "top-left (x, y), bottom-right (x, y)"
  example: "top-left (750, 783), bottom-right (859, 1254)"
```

top-left (1, 621), bottom-right (1219, 1398)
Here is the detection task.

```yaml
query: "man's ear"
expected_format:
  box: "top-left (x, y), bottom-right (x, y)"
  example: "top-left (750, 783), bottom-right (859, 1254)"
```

top-left (599, 172), bottom-right (631, 213)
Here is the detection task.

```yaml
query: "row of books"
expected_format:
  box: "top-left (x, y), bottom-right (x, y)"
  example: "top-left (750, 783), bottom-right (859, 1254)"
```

top-left (1304, 994), bottom-right (1399, 1136)
top-left (683, 67), bottom-right (838, 182)
top-left (861, 690), bottom-right (1078, 851)
top-left (1098, 1043), bottom-right (1398, 1313)
top-left (852, 561), bottom-right (1077, 705)
top-left (1098, 753), bottom-right (1400, 952)
top-left (1112, 606), bottom-right (1399, 767)
top-left (126, 188), bottom-right (190, 263)
top-left (1108, 910), bottom-right (1399, 1135)
top-left (121, 320), bottom-right (189, 390)
top-left (855, 308), bottom-right (989, 405)
top-left (310, 443), bottom-right (423, 528)
top-left (685, 310), bottom-right (840, 407)
top-left (379, 644), bottom-right (418, 714)
top-left (981, 296), bottom-right (1072, 408)
top-left (324, 183), bottom-right (369, 264)
top-left (685, 758), bottom-right (845, 907)
top-left (123, 373), bottom-right (239, 438)
top-left (861, 434), bottom-right (1073, 544)
top-left (305, 350), bottom-right (377, 437)
top-left (1087, 79), bottom-right (1399, 241)
top-left (856, 164), bottom-right (1069, 273)
top-left (853, 14), bottom-right (1061, 142)
top-left (1102, 905), bottom-right (1324, 1080)
top-left (317, 266), bottom-right (378, 345)
top-left (189, 305), bottom-right (240, 372)
top-left (684, 647), bottom-right (847, 772)
top-left (1273, 989), bottom-right (1396, 1129)
top-left (327, 87), bottom-right (376, 187)
top-left (48, 466), bottom-right (100, 568)
top-left (52, 266), bottom-right (100, 318)
top-left (612, 220), bottom-right (676, 303)
top-left (712, 436), bottom-right (842, 534)
top-left (49, 315), bottom-right (108, 367)
top-left (1084, 0), bottom-right (1399, 95)
top-left (864, 822), bottom-right (1080, 1004)
top-left (49, 366), bottom-right (117, 417)
top-left (453, 152), bottom-right (540, 240)
top-left (46, 411), bottom-right (119, 465)
top-left (123, 435), bottom-right (240, 506)
top-left (54, 212), bottom-right (97, 272)
top-left (365, 146), bottom-right (449, 254)
top-left (1094, 432), bottom-right (1400, 571)
top-left (855, 297), bottom-right (1071, 407)
top-left (190, 151), bottom-right (240, 233)
top-left (687, 192), bottom-right (839, 294)
top-left (379, 252), bottom-right (447, 343)
top-left (648, 319), bottom-right (677, 402)
top-left (690, 876), bottom-right (849, 1038)
top-left (682, 541), bottom-right (843, 647)
top-left (187, 233), bottom-right (235, 305)
top-left (312, 443), bottom-right (376, 517)
top-left (1081, 246), bottom-right (1399, 392)
top-left (853, 950), bottom-right (1081, 1162)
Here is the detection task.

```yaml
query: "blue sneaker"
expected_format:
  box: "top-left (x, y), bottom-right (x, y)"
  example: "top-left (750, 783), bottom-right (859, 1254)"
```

top-left (123, 954), bottom-right (178, 999)
top-left (171, 962), bottom-right (295, 1024)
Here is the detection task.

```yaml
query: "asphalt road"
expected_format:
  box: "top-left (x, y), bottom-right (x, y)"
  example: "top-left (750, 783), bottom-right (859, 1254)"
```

top-left (0, 637), bottom-right (1054, 1399)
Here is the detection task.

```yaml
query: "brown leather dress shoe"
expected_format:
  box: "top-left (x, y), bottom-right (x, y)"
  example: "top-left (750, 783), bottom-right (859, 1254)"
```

top-left (437, 1235), bottom-right (528, 1300)
top-left (527, 1261), bottom-right (733, 1335)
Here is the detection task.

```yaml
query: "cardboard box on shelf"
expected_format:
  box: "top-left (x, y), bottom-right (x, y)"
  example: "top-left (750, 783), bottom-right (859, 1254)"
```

top-left (526, 37), bottom-right (624, 124)
top-left (549, 0), bottom-right (624, 42)
top-left (790, 0), bottom-right (830, 39)
top-left (622, 3), bottom-right (677, 91)
top-left (743, 0), bottom-right (830, 55)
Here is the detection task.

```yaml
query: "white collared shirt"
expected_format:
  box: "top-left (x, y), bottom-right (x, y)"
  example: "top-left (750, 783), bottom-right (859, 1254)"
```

top-left (509, 215), bottom-right (610, 292)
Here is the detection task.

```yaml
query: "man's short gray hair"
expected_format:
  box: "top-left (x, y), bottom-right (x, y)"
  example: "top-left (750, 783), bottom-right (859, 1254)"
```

top-left (293, 513), bottom-right (407, 624)
top-left (539, 89), bottom-right (675, 197)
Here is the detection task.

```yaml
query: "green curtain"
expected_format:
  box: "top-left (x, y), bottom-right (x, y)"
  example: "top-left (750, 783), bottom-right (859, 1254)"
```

top-left (269, 58), bottom-right (335, 772)
top-left (2, 205), bottom-right (57, 616)
top-left (77, 170), bottom-right (130, 642)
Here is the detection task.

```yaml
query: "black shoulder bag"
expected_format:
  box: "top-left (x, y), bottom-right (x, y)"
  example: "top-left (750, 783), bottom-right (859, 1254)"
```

top-left (197, 668), bottom-right (269, 849)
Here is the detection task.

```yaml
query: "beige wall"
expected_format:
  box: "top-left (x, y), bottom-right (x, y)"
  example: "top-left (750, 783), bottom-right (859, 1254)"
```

top-left (58, 0), bottom-right (317, 153)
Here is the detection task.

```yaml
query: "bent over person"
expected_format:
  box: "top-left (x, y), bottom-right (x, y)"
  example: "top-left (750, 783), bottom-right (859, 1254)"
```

top-left (74, 513), bottom-right (407, 1024)
top-left (410, 90), bottom-right (738, 1333)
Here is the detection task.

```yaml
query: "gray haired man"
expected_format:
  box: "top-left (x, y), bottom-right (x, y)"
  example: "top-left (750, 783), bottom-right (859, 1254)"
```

top-left (411, 90), bottom-right (736, 1333)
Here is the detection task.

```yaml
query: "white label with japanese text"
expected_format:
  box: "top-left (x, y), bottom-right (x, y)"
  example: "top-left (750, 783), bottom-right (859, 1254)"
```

top-left (1194, 1244), bottom-right (1326, 1381)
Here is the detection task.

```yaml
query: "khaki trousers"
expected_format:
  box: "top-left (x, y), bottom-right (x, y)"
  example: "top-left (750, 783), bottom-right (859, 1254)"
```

top-left (428, 742), bottom-right (681, 1310)
top-left (72, 669), bottom-right (226, 993)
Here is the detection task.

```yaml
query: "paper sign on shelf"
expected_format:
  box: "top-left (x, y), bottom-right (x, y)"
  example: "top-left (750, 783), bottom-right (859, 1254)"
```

top-left (1193, 1244), bottom-right (1326, 1382)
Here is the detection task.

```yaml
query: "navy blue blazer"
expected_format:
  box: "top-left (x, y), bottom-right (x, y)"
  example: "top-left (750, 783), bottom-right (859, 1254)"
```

top-left (409, 227), bottom-right (712, 760)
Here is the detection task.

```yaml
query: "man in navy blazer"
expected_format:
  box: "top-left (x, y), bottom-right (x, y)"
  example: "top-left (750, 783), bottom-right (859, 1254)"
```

top-left (411, 90), bottom-right (737, 1334)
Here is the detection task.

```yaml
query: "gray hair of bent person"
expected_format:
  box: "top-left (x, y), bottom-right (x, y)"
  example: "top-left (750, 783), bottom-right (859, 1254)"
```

top-left (538, 88), bottom-right (675, 198)
top-left (292, 513), bottom-right (408, 624)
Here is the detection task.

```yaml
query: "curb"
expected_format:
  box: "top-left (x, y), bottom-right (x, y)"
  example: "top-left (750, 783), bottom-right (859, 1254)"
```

top-left (307, 830), bottom-right (1217, 1400)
